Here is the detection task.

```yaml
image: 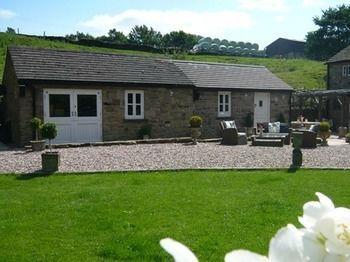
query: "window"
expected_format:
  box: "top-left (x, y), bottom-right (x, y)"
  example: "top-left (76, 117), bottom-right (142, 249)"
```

top-left (125, 90), bottom-right (144, 119)
top-left (77, 94), bottom-right (97, 117)
top-left (342, 65), bottom-right (350, 77)
top-left (49, 94), bottom-right (70, 117)
top-left (218, 91), bottom-right (231, 117)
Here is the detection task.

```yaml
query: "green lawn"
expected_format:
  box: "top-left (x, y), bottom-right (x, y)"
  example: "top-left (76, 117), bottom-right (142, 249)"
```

top-left (0, 169), bottom-right (349, 261)
top-left (0, 32), bottom-right (326, 90)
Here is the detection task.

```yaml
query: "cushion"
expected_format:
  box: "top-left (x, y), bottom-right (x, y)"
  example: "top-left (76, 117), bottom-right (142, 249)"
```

top-left (309, 124), bottom-right (320, 133)
top-left (268, 122), bottom-right (280, 133)
top-left (279, 123), bottom-right (289, 133)
top-left (223, 120), bottom-right (236, 129)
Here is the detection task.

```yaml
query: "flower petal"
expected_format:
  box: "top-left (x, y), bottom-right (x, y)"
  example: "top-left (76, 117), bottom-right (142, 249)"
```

top-left (323, 253), bottom-right (350, 262)
top-left (225, 250), bottom-right (268, 262)
top-left (301, 229), bottom-right (327, 262)
top-left (298, 192), bottom-right (335, 229)
top-left (269, 224), bottom-right (304, 262)
top-left (315, 207), bottom-right (350, 256)
top-left (160, 238), bottom-right (198, 262)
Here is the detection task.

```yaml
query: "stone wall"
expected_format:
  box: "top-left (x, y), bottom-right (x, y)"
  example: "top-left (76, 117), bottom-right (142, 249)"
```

top-left (270, 92), bottom-right (290, 122)
top-left (328, 62), bottom-right (350, 90)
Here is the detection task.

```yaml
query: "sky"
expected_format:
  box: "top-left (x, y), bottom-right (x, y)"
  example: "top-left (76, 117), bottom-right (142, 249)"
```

top-left (0, 0), bottom-right (347, 49)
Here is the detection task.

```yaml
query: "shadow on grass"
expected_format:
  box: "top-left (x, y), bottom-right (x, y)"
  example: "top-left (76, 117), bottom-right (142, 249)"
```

top-left (287, 165), bottom-right (301, 173)
top-left (16, 170), bottom-right (55, 180)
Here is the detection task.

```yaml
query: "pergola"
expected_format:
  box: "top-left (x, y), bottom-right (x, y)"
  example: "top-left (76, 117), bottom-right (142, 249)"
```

top-left (292, 89), bottom-right (350, 124)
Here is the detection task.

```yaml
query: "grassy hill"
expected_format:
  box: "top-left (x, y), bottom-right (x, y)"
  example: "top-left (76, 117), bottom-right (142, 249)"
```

top-left (0, 33), bottom-right (326, 90)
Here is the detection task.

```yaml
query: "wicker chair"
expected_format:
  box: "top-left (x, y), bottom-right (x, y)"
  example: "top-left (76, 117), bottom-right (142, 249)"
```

top-left (218, 121), bottom-right (247, 145)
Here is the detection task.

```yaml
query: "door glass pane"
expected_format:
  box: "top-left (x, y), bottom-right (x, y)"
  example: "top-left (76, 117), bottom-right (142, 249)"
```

top-left (49, 94), bottom-right (70, 117)
top-left (135, 93), bottom-right (141, 104)
top-left (225, 105), bottom-right (229, 112)
top-left (219, 95), bottom-right (223, 103)
top-left (259, 100), bottom-right (263, 107)
top-left (128, 93), bottom-right (133, 104)
top-left (77, 95), bottom-right (97, 117)
top-left (219, 105), bottom-right (223, 112)
top-left (225, 95), bottom-right (229, 103)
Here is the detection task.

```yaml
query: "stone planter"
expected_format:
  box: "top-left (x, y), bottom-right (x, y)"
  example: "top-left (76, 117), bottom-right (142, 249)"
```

top-left (30, 140), bottom-right (46, 151)
top-left (319, 131), bottom-right (331, 146)
top-left (346, 136), bottom-right (350, 143)
top-left (190, 127), bottom-right (201, 144)
top-left (338, 127), bottom-right (348, 138)
top-left (41, 151), bottom-right (60, 172)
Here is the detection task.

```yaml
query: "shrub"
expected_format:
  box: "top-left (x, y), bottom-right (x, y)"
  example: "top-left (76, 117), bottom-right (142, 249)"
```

top-left (138, 124), bottom-right (152, 139)
top-left (41, 123), bottom-right (57, 151)
top-left (189, 116), bottom-right (203, 128)
top-left (30, 117), bottom-right (42, 140)
top-left (346, 132), bottom-right (350, 139)
top-left (319, 121), bottom-right (330, 133)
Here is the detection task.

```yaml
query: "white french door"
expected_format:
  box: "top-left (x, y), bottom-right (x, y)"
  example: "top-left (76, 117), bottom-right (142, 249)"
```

top-left (254, 92), bottom-right (271, 127)
top-left (43, 89), bottom-right (102, 144)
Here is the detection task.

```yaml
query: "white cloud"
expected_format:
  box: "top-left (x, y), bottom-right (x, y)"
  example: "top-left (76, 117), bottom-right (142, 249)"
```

top-left (274, 15), bottom-right (286, 23)
top-left (79, 9), bottom-right (254, 38)
top-left (302, 0), bottom-right (328, 8)
top-left (0, 8), bottom-right (16, 19)
top-left (238, 0), bottom-right (289, 12)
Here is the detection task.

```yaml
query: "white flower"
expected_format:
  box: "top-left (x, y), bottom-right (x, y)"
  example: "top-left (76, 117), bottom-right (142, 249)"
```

top-left (315, 207), bottom-right (350, 256)
top-left (225, 224), bottom-right (326, 262)
top-left (160, 238), bottom-right (198, 262)
top-left (299, 192), bottom-right (335, 229)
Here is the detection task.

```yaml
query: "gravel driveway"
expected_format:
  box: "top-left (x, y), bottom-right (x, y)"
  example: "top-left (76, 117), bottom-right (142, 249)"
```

top-left (0, 140), bottom-right (349, 174)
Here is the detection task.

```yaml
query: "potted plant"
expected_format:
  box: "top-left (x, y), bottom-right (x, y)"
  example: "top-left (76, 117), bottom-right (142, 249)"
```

top-left (345, 132), bottom-right (350, 143)
top-left (30, 117), bottom-right (46, 151)
top-left (244, 112), bottom-right (254, 136)
top-left (319, 121), bottom-right (331, 146)
top-left (338, 126), bottom-right (348, 138)
top-left (138, 124), bottom-right (152, 139)
top-left (41, 122), bottom-right (59, 172)
top-left (189, 115), bottom-right (202, 144)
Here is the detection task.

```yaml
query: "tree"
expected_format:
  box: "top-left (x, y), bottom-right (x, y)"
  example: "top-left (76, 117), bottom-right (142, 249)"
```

top-left (6, 27), bottom-right (16, 34)
top-left (305, 4), bottom-right (350, 60)
top-left (162, 31), bottom-right (198, 51)
top-left (105, 29), bottom-right (128, 44)
top-left (66, 31), bottom-right (94, 41)
top-left (128, 25), bottom-right (162, 47)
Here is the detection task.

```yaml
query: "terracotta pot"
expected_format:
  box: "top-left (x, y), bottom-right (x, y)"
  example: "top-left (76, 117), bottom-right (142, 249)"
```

top-left (30, 140), bottom-right (46, 151)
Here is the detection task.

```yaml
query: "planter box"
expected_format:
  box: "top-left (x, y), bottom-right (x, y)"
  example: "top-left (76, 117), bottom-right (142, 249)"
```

top-left (41, 152), bottom-right (60, 172)
top-left (30, 140), bottom-right (46, 151)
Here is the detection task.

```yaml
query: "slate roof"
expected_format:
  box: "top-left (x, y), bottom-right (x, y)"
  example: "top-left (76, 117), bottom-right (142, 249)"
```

top-left (327, 45), bottom-right (350, 63)
top-left (174, 61), bottom-right (292, 90)
top-left (7, 46), bottom-right (292, 91)
top-left (8, 46), bottom-right (192, 86)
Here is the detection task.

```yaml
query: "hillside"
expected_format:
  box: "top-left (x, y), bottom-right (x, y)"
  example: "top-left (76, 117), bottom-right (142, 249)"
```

top-left (0, 33), bottom-right (326, 90)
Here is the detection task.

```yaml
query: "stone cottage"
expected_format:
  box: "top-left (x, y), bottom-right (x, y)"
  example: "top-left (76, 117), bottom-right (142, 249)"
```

top-left (2, 46), bottom-right (292, 146)
top-left (326, 44), bottom-right (350, 128)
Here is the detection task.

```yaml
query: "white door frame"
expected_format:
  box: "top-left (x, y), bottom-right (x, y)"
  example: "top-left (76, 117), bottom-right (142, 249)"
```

top-left (43, 89), bottom-right (102, 144)
top-left (254, 92), bottom-right (271, 127)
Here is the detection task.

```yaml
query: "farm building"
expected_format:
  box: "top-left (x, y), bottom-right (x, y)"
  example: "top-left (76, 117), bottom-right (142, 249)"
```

top-left (1, 46), bottom-right (292, 146)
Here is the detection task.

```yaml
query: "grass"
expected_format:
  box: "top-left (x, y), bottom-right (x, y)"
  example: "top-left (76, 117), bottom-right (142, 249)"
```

top-left (0, 32), bottom-right (326, 90)
top-left (0, 169), bottom-right (349, 261)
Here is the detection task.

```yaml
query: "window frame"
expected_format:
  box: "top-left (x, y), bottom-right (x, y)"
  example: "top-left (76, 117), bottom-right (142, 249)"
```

top-left (217, 91), bottom-right (231, 118)
top-left (342, 65), bottom-right (350, 77)
top-left (124, 90), bottom-right (144, 120)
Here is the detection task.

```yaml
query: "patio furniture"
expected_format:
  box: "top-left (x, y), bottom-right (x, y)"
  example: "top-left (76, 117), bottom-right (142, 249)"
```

top-left (251, 136), bottom-right (284, 147)
top-left (254, 122), bottom-right (291, 145)
top-left (292, 130), bottom-right (317, 148)
top-left (218, 120), bottom-right (247, 145)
